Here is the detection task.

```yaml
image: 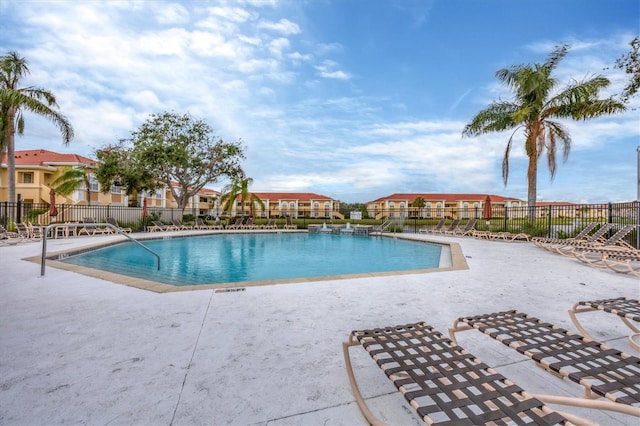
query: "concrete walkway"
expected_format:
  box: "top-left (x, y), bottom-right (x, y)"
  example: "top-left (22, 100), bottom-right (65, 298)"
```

top-left (0, 232), bottom-right (638, 425)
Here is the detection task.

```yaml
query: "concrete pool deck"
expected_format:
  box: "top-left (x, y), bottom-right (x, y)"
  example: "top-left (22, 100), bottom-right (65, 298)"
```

top-left (0, 231), bottom-right (638, 425)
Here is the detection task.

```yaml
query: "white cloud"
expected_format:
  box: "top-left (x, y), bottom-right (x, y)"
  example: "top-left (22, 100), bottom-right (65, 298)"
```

top-left (155, 3), bottom-right (190, 24)
top-left (315, 60), bottom-right (351, 80)
top-left (257, 18), bottom-right (301, 35)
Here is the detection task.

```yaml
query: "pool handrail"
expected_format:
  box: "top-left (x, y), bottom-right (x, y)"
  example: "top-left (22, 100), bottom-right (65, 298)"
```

top-left (40, 222), bottom-right (160, 276)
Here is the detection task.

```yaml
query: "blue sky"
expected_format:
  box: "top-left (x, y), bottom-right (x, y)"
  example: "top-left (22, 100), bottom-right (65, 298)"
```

top-left (2, 0), bottom-right (639, 203)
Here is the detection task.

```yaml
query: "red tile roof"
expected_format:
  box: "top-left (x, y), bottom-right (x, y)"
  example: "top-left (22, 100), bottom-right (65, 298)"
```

top-left (536, 201), bottom-right (577, 206)
top-left (367, 193), bottom-right (524, 204)
top-left (251, 192), bottom-right (335, 202)
top-left (1, 149), bottom-right (97, 167)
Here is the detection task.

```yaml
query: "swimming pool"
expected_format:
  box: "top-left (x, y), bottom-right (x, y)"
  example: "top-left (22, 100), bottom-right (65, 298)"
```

top-left (60, 233), bottom-right (444, 287)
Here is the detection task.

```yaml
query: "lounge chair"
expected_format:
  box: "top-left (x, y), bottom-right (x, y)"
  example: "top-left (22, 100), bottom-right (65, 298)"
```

top-left (0, 225), bottom-right (24, 245)
top-left (553, 224), bottom-right (636, 257)
top-left (487, 229), bottom-right (531, 241)
top-left (532, 222), bottom-right (600, 248)
top-left (451, 218), bottom-right (478, 236)
top-left (241, 217), bottom-right (258, 229)
top-left (171, 218), bottom-right (193, 231)
top-left (79, 217), bottom-right (111, 235)
top-left (449, 310), bottom-right (640, 417)
top-left (260, 219), bottom-right (277, 229)
top-left (344, 322), bottom-right (589, 425)
top-left (537, 223), bottom-right (615, 253)
top-left (418, 218), bottom-right (445, 234)
top-left (568, 297), bottom-right (640, 352)
top-left (226, 217), bottom-right (244, 230)
top-left (601, 251), bottom-right (640, 277)
top-left (283, 216), bottom-right (297, 229)
top-left (210, 217), bottom-right (224, 230)
top-left (193, 218), bottom-right (213, 230)
top-left (433, 219), bottom-right (460, 235)
top-left (105, 217), bottom-right (132, 233)
top-left (569, 245), bottom-right (639, 269)
top-left (28, 223), bottom-right (44, 240)
top-left (148, 220), bottom-right (176, 232)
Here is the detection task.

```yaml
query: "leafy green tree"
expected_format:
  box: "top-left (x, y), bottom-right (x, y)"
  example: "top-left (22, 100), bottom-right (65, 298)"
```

top-left (462, 44), bottom-right (625, 218)
top-left (0, 51), bottom-right (74, 202)
top-left (95, 140), bottom-right (157, 207)
top-left (411, 196), bottom-right (426, 218)
top-left (51, 165), bottom-right (92, 205)
top-left (614, 37), bottom-right (640, 103)
top-left (96, 112), bottom-right (245, 211)
top-left (219, 176), bottom-right (264, 217)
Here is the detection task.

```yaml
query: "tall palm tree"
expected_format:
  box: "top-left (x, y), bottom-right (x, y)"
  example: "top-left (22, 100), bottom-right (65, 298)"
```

top-left (0, 51), bottom-right (74, 203)
top-left (51, 165), bottom-right (92, 205)
top-left (462, 44), bottom-right (625, 219)
top-left (219, 176), bottom-right (264, 217)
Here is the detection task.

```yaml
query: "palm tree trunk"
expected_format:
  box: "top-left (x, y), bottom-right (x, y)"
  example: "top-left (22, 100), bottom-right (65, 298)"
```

top-left (527, 151), bottom-right (538, 222)
top-left (7, 136), bottom-right (16, 204)
top-left (5, 107), bottom-right (17, 204)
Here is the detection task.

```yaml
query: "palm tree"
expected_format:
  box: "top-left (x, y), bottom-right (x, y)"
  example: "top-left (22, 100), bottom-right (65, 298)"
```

top-left (51, 165), bottom-right (92, 205)
top-left (219, 176), bottom-right (264, 218)
top-left (0, 51), bottom-right (74, 203)
top-left (462, 44), bottom-right (625, 219)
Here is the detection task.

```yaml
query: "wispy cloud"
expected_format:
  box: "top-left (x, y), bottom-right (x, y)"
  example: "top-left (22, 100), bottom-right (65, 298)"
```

top-left (3, 0), bottom-right (638, 204)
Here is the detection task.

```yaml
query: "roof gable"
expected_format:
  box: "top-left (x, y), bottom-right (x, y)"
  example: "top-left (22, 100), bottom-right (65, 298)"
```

top-left (2, 149), bottom-right (97, 167)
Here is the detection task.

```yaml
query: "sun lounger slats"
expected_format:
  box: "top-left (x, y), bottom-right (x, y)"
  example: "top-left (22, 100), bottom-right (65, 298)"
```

top-left (569, 297), bottom-right (640, 352)
top-left (450, 310), bottom-right (640, 407)
top-left (344, 322), bottom-right (571, 425)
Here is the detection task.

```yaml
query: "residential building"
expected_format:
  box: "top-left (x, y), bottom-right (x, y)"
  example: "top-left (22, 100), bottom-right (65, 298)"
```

top-left (0, 150), bottom-right (218, 213)
top-left (366, 193), bottom-right (527, 220)
top-left (226, 192), bottom-right (342, 219)
top-left (0, 149), bottom-right (119, 205)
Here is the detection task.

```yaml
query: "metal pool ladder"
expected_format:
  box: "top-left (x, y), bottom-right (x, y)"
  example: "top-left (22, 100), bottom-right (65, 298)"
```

top-left (40, 223), bottom-right (160, 276)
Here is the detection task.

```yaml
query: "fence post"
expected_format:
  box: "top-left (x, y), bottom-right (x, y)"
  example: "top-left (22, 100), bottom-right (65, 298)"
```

top-left (16, 195), bottom-right (22, 224)
top-left (503, 206), bottom-right (508, 232)
top-left (546, 206), bottom-right (552, 238)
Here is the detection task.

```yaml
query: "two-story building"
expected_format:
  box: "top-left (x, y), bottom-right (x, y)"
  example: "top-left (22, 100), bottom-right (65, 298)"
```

top-left (366, 193), bottom-right (527, 220)
top-left (227, 192), bottom-right (342, 219)
top-left (0, 150), bottom-right (220, 213)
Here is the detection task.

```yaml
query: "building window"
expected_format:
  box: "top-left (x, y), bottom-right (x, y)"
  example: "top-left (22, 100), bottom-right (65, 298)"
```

top-left (89, 174), bottom-right (99, 192)
top-left (324, 201), bottom-right (329, 208)
top-left (289, 202), bottom-right (295, 209)
top-left (462, 202), bottom-right (469, 218)
top-left (21, 172), bottom-right (34, 184)
top-left (425, 202), bottom-right (432, 218)
top-left (111, 183), bottom-right (121, 194)
top-left (314, 202), bottom-right (319, 209)
top-left (436, 202), bottom-right (443, 218)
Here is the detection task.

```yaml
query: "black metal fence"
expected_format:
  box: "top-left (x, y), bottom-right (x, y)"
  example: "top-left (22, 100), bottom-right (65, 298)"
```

top-left (0, 201), bottom-right (196, 232)
top-left (351, 201), bottom-right (639, 248)
top-left (2, 200), bottom-right (638, 248)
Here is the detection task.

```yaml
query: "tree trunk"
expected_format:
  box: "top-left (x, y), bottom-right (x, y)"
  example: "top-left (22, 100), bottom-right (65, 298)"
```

top-left (5, 107), bottom-right (17, 204)
top-left (525, 126), bottom-right (540, 222)
top-left (7, 133), bottom-right (15, 204)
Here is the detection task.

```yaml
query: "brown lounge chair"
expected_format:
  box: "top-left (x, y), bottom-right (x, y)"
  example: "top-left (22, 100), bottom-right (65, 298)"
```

top-left (105, 217), bottom-right (132, 233)
top-left (449, 310), bottom-right (640, 417)
top-left (344, 322), bottom-right (591, 425)
top-left (418, 218), bottom-right (446, 234)
top-left (568, 297), bottom-right (640, 352)
top-left (532, 222), bottom-right (600, 248)
top-left (537, 223), bottom-right (614, 254)
top-left (0, 225), bottom-right (24, 245)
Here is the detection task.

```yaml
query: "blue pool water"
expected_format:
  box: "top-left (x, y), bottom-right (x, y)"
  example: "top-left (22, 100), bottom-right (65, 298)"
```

top-left (61, 233), bottom-right (442, 286)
